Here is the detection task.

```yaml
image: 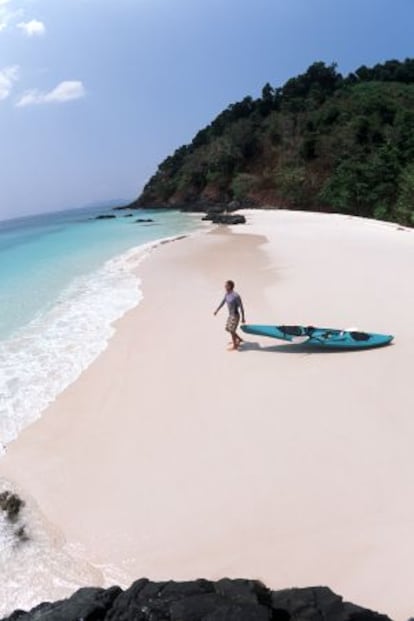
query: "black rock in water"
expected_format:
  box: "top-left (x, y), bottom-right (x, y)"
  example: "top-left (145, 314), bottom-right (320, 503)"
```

top-left (135, 218), bottom-right (154, 223)
top-left (0, 580), bottom-right (393, 621)
top-left (0, 490), bottom-right (29, 543)
top-left (0, 491), bottom-right (24, 523)
top-left (95, 214), bottom-right (116, 220)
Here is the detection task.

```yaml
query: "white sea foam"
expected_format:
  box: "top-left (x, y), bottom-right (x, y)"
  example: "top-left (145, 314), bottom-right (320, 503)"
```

top-left (0, 235), bottom-right (186, 452)
top-left (0, 478), bottom-right (104, 617)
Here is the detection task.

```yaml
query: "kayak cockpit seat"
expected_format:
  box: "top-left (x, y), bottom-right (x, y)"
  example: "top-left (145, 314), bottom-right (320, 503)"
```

top-left (350, 331), bottom-right (371, 341)
top-left (278, 325), bottom-right (303, 337)
top-left (305, 326), bottom-right (316, 336)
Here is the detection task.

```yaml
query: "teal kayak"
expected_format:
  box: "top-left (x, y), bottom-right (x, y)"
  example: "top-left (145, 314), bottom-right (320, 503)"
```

top-left (240, 324), bottom-right (393, 349)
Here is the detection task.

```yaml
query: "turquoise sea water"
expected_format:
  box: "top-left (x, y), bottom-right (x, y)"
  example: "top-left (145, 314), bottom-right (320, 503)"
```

top-left (0, 206), bottom-right (197, 339)
top-left (0, 205), bottom-right (200, 449)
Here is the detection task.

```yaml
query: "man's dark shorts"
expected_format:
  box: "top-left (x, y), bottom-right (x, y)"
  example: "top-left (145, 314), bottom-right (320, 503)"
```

top-left (226, 313), bottom-right (240, 333)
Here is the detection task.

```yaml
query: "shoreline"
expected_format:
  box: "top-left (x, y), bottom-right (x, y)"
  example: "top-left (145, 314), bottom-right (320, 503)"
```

top-left (0, 228), bottom-right (209, 615)
top-left (1, 211), bottom-right (414, 618)
top-left (0, 229), bottom-right (204, 453)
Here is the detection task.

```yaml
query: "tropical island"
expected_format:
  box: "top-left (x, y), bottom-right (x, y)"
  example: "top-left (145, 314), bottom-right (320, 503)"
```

top-left (2, 69), bottom-right (414, 619)
top-left (130, 59), bottom-right (414, 226)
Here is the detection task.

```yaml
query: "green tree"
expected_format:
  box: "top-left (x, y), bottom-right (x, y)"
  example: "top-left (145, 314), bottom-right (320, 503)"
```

top-left (320, 145), bottom-right (400, 217)
top-left (259, 82), bottom-right (275, 115)
top-left (395, 164), bottom-right (414, 225)
top-left (231, 174), bottom-right (259, 200)
top-left (275, 166), bottom-right (307, 206)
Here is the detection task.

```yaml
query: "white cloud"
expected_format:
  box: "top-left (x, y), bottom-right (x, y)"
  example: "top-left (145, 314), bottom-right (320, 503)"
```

top-left (16, 80), bottom-right (86, 107)
top-left (0, 0), bottom-right (15, 31)
top-left (17, 18), bottom-right (45, 36)
top-left (0, 64), bottom-right (19, 100)
top-left (0, 2), bottom-right (44, 34)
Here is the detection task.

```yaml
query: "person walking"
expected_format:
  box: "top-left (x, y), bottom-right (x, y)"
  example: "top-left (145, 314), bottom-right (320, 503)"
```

top-left (214, 280), bottom-right (246, 350)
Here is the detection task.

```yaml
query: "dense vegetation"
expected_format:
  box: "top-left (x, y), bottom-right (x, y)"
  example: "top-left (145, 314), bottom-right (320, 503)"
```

top-left (133, 59), bottom-right (414, 226)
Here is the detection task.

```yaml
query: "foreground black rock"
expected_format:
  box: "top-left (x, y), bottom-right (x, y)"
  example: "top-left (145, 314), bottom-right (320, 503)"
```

top-left (135, 218), bottom-right (154, 223)
top-left (1, 580), bottom-right (392, 621)
top-left (95, 214), bottom-right (116, 220)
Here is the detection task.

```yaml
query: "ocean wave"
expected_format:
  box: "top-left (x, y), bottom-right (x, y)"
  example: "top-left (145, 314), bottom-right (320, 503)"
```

top-left (0, 478), bottom-right (103, 617)
top-left (0, 235), bottom-right (186, 452)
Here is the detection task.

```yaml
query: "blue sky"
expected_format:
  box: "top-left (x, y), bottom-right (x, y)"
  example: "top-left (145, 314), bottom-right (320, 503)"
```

top-left (0, 0), bottom-right (413, 219)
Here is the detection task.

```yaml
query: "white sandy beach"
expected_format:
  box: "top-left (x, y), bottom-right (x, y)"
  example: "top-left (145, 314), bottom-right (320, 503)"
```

top-left (1, 210), bottom-right (414, 619)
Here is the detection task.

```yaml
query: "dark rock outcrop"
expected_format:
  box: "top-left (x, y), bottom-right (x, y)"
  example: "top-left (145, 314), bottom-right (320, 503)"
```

top-left (0, 491), bottom-right (24, 523)
top-left (0, 490), bottom-right (28, 543)
top-left (95, 215), bottom-right (116, 220)
top-left (113, 205), bottom-right (136, 211)
top-left (123, 214), bottom-right (133, 218)
top-left (271, 586), bottom-right (383, 621)
top-left (204, 214), bottom-right (246, 225)
top-left (135, 218), bottom-right (154, 223)
top-left (0, 580), bottom-right (392, 621)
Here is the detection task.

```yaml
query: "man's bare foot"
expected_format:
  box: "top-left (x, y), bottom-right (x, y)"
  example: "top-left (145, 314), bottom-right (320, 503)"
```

top-left (229, 337), bottom-right (243, 345)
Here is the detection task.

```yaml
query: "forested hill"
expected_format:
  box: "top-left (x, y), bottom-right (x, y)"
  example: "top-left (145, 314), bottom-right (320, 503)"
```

top-left (132, 59), bottom-right (414, 226)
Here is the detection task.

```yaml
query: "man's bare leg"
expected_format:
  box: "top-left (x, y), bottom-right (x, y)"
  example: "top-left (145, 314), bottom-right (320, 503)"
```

top-left (229, 332), bottom-right (240, 350)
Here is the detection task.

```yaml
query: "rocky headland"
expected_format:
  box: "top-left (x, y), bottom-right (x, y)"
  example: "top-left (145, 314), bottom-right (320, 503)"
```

top-left (121, 59), bottom-right (414, 228)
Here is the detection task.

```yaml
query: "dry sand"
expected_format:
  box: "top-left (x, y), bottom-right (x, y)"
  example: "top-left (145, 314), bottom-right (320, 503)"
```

top-left (1, 211), bottom-right (414, 618)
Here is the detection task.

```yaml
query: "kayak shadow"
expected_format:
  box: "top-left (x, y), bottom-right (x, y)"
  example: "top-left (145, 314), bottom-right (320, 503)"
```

top-left (239, 341), bottom-right (371, 354)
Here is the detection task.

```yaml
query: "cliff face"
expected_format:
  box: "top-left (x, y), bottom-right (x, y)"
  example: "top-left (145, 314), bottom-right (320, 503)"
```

top-left (132, 59), bottom-right (414, 226)
top-left (1, 579), bottom-right (394, 621)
